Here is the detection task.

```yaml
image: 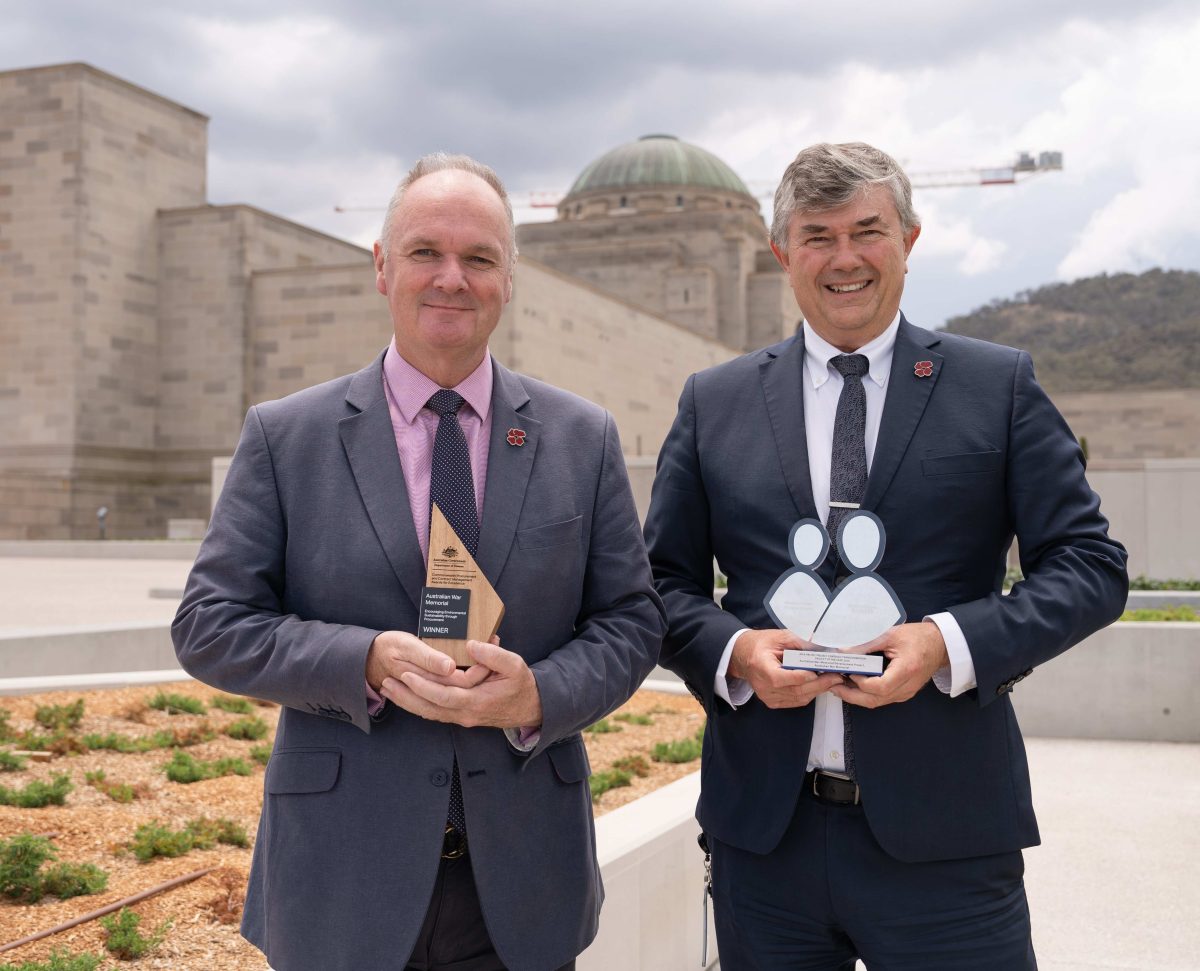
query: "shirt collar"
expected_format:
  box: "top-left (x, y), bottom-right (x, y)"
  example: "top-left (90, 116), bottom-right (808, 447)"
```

top-left (802, 313), bottom-right (900, 391)
top-left (383, 340), bottom-right (494, 424)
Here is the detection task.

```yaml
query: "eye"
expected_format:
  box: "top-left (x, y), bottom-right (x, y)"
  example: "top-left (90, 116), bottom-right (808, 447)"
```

top-left (856, 229), bottom-right (882, 239)
top-left (410, 248), bottom-right (437, 259)
top-left (805, 235), bottom-right (830, 246)
top-left (467, 255), bottom-right (496, 267)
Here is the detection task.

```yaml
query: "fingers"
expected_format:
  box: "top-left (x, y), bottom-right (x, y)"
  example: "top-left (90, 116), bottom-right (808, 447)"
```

top-left (466, 639), bottom-right (524, 674)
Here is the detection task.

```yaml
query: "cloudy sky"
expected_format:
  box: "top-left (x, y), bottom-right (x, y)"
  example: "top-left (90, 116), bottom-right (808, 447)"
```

top-left (5, 0), bottom-right (1198, 327)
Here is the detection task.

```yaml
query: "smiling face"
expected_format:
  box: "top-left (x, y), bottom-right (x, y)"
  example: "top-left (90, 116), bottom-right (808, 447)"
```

top-left (373, 169), bottom-right (513, 386)
top-left (770, 183), bottom-right (920, 352)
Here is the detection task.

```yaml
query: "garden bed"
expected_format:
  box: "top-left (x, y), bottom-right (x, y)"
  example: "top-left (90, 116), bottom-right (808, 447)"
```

top-left (0, 682), bottom-right (703, 969)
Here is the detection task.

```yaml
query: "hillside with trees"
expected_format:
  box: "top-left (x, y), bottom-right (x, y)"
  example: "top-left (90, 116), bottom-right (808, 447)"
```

top-left (941, 269), bottom-right (1200, 392)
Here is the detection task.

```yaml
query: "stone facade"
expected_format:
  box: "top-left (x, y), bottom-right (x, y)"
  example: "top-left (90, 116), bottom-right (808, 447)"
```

top-left (1, 63), bottom-right (207, 539)
top-left (519, 196), bottom-right (793, 352)
top-left (1052, 389), bottom-right (1200, 461)
top-left (0, 64), bottom-right (741, 538)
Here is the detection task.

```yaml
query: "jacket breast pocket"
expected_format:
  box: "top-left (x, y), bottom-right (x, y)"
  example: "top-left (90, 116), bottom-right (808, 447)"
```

top-left (547, 736), bottom-right (591, 783)
top-left (921, 450), bottom-right (1003, 477)
top-left (265, 748), bottom-right (341, 794)
top-left (517, 516), bottom-right (582, 551)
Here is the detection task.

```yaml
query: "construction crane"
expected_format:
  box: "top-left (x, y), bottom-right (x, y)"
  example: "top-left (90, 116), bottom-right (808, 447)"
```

top-left (334, 151), bottom-right (1063, 214)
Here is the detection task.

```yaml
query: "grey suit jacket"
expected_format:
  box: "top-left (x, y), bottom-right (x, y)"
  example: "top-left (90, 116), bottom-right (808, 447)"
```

top-left (173, 353), bottom-right (664, 971)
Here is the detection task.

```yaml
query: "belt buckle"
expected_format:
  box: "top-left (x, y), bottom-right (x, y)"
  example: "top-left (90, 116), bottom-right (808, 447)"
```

top-left (812, 770), bottom-right (861, 806)
top-left (441, 824), bottom-right (468, 860)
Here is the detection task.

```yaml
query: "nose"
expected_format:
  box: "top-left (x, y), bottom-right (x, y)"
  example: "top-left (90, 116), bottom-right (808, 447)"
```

top-left (432, 256), bottom-right (468, 292)
top-left (828, 235), bottom-right (863, 272)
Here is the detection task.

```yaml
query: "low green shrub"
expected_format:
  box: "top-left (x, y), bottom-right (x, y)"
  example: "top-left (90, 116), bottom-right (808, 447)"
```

top-left (0, 750), bottom-right (27, 772)
top-left (38, 861), bottom-right (109, 899)
top-left (0, 773), bottom-right (73, 807)
top-left (101, 907), bottom-right (169, 960)
top-left (0, 708), bottom-right (12, 741)
top-left (613, 712), bottom-right (653, 726)
top-left (163, 751), bottom-right (250, 784)
top-left (148, 691), bottom-right (206, 715)
top-left (584, 719), bottom-right (622, 734)
top-left (34, 699), bottom-right (85, 732)
top-left (611, 755), bottom-right (650, 777)
top-left (1120, 605), bottom-right (1198, 622)
top-left (224, 716), bottom-right (269, 741)
top-left (651, 737), bottom-right (703, 764)
top-left (249, 744), bottom-right (272, 766)
top-left (0, 950), bottom-right (102, 971)
top-left (0, 832), bottom-right (108, 903)
top-left (210, 694), bottom-right (254, 714)
top-left (84, 770), bottom-right (140, 803)
top-left (1129, 575), bottom-right (1200, 591)
top-left (129, 816), bottom-right (248, 862)
top-left (589, 768), bottom-right (632, 802)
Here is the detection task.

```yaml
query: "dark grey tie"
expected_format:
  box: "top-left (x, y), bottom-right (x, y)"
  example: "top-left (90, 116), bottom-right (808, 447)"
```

top-left (426, 389), bottom-right (477, 836)
top-left (827, 353), bottom-right (869, 780)
top-left (827, 354), bottom-right (869, 567)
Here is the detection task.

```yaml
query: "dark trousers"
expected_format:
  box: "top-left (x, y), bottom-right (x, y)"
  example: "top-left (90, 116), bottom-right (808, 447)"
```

top-left (405, 853), bottom-right (576, 971)
top-left (711, 783), bottom-right (1038, 971)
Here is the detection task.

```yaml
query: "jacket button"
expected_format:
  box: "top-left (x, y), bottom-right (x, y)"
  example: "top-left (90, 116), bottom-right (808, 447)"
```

top-left (430, 769), bottom-right (449, 787)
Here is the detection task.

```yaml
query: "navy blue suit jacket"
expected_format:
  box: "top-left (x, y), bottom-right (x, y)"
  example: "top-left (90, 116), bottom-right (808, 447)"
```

top-left (644, 317), bottom-right (1128, 863)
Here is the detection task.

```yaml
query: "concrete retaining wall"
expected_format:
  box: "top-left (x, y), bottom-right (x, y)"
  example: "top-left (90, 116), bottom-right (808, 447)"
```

top-left (0, 622), bottom-right (181, 687)
top-left (581, 771), bottom-right (717, 971)
top-left (0, 541), bottom-right (200, 560)
top-left (1010, 623), bottom-right (1200, 742)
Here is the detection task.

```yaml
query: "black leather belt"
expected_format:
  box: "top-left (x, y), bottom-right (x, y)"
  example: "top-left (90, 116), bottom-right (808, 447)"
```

top-left (441, 824), bottom-right (468, 860)
top-left (806, 770), bottom-right (861, 807)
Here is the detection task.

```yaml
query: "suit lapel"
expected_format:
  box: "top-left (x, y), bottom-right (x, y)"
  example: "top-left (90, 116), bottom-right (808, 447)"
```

top-left (760, 335), bottom-right (818, 521)
top-left (477, 361), bottom-right (540, 585)
top-left (863, 315), bottom-right (943, 509)
top-left (339, 355), bottom-right (427, 611)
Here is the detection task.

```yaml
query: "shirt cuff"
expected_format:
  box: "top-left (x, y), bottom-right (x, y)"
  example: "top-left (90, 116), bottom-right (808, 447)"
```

top-left (715, 629), bottom-right (754, 709)
top-left (365, 680), bottom-right (386, 717)
top-left (504, 726), bottom-right (540, 753)
top-left (925, 613), bottom-right (976, 697)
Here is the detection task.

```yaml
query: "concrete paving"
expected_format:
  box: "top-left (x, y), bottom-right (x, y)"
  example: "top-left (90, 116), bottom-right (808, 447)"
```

top-left (0, 556), bottom-right (191, 632)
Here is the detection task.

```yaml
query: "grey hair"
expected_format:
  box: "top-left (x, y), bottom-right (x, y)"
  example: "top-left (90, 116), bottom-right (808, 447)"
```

top-left (770, 142), bottom-right (920, 248)
top-left (378, 152), bottom-right (517, 264)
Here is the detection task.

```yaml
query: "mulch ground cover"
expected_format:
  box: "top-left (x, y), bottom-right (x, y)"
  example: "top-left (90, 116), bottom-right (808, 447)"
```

top-left (0, 681), bottom-right (703, 969)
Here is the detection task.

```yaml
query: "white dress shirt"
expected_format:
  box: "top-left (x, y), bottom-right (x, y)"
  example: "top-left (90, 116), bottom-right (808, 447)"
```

top-left (713, 315), bottom-right (977, 774)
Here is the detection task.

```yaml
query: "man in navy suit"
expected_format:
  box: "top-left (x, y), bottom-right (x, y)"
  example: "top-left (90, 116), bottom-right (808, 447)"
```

top-left (644, 142), bottom-right (1128, 969)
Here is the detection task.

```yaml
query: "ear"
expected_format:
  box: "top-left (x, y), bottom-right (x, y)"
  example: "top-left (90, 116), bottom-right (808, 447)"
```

top-left (769, 238), bottom-right (790, 271)
top-left (373, 241), bottom-right (387, 296)
top-left (903, 224), bottom-right (921, 258)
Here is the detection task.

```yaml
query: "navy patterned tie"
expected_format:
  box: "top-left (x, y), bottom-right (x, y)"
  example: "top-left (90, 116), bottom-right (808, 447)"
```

top-left (827, 353), bottom-right (869, 780)
top-left (427, 389), bottom-right (478, 837)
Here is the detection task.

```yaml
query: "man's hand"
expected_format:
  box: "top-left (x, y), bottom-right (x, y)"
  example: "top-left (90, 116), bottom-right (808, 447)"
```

top-left (366, 630), bottom-right (490, 693)
top-left (728, 629), bottom-right (844, 709)
top-left (382, 639), bottom-right (543, 730)
top-left (830, 620), bottom-right (949, 709)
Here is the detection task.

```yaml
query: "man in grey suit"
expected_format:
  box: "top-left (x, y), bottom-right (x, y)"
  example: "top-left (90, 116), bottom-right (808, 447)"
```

top-left (173, 153), bottom-right (664, 971)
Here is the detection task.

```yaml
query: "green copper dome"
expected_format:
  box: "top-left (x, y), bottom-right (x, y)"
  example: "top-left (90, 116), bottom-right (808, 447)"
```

top-left (566, 135), bottom-right (752, 199)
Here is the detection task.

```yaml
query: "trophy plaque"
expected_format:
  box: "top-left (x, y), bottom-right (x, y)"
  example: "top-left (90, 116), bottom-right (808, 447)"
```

top-left (767, 512), bottom-right (905, 677)
top-left (418, 504), bottom-right (504, 667)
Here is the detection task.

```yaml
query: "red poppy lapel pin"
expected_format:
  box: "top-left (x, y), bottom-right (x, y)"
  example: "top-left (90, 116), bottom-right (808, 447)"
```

top-left (506, 428), bottom-right (526, 446)
top-left (914, 360), bottom-right (934, 378)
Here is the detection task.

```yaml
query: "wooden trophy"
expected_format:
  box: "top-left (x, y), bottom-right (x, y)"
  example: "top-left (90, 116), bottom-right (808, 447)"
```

top-left (418, 504), bottom-right (505, 667)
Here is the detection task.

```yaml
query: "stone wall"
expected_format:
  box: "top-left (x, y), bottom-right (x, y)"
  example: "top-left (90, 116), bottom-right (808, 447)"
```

top-left (1053, 389), bottom-right (1200, 461)
top-left (0, 63), bottom-right (207, 539)
top-left (519, 206), bottom-right (783, 351)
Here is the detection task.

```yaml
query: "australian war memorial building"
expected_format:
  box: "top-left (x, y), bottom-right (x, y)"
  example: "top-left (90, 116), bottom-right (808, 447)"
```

top-left (1, 64), bottom-right (799, 539)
